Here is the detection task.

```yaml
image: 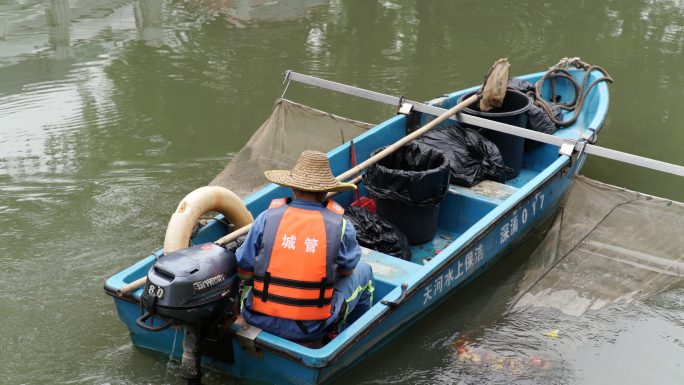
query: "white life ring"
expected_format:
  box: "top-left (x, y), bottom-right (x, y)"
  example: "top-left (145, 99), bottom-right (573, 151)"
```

top-left (163, 186), bottom-right (254, 255)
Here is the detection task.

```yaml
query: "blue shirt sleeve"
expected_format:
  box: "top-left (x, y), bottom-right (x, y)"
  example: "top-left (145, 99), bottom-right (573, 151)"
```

top-left (337, 218), bottom-right (362, 276)
top-left (235, 211), bottom-right (267, 280)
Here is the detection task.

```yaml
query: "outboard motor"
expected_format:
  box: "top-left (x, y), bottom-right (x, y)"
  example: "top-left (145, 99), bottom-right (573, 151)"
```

top-left (137, 243), bottom-right (239, 385)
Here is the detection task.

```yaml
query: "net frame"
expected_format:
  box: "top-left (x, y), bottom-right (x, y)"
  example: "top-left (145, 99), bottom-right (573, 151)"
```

top-left (209, 99), bottom-right (374, 198)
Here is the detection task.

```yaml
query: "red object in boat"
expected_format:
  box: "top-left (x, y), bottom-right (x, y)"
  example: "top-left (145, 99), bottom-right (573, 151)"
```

top-left (350, 197), bottom-right (375, 213)
top-left (350, 140), bottom-right (360, 202)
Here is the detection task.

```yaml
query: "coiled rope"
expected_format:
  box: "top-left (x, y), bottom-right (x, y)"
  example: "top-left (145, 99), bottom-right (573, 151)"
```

top-left (534, 57), bottom-right (613, 128)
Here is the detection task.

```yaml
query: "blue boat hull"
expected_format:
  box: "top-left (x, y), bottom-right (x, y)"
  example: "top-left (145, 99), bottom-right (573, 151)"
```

top-left (105, 69), bottom-right (609, 384)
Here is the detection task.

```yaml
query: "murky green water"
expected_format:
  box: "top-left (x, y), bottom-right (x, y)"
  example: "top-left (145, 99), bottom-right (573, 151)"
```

top-left (2, 0), bottom-right (684, 384)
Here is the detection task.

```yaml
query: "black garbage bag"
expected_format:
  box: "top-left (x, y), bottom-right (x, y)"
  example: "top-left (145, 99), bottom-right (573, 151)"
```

top-left (415, 125), bottom-right (513, 187)
top-left (344, 206), bottom-right (412, 261)
top-left (508, 78), bottom-right (536, 94)
top-left (527, 102), bottom-right (564, 135)
top-left (362, 142), bottom-right (450, 207)
top-left (508, 78), bottom-right (564, 136)
top-left (223, 235), bottom-right (247, 254)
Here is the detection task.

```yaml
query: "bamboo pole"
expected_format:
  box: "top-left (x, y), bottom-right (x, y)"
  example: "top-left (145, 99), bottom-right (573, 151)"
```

top-left (116, 277), bottom-right (147, 297)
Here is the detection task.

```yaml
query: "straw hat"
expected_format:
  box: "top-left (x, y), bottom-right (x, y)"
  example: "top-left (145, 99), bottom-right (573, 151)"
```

top-left (265, 150), bottom-right (357, 193)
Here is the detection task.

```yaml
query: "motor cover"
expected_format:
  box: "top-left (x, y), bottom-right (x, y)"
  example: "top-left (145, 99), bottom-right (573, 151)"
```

top-left (141, 243), bottom-right (238, 325)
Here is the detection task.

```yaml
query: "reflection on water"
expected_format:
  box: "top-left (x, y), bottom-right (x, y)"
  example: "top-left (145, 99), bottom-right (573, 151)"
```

top-left (46, 0), bottom-right (71, 59)
top-left (136, 0), bottom-right (164, 46)
top-left (1, 0), bottom-right (684, 384)
top-left (181, 0), bottom-right (329, 28)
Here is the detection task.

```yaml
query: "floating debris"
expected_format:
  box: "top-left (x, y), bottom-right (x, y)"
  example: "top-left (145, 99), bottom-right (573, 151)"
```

top-left (453, 335), bottom-right (554, 373)
top-left (543, 330), bottom-right (559, 338)
top-left (440, 236), bottom-right (453, 240)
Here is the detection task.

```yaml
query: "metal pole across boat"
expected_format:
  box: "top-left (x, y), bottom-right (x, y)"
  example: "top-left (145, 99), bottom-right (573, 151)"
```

top-left (285, 71), bottom-right (684, 179)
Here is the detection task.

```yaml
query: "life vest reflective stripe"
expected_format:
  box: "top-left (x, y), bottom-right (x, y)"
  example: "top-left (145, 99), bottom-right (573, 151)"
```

top-left (251, 199), bottom-right (344, 321)
top-left (251, 288), bottom-right (334, 306)
top-left (253, 273), bottom-right (336, 289)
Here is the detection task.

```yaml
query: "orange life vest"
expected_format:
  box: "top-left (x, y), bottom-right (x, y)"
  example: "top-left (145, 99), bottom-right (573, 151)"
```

top-left (251, 198), bottom-right (345, 321)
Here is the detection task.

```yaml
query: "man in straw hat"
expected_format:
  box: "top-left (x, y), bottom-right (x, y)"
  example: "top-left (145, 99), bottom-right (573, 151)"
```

top-left (236, 150), bottom-right (374, 342)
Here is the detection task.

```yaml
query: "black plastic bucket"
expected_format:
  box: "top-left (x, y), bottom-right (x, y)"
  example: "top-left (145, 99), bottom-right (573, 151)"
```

top-left (375, 199), bottom-right (440, 245)
top-left (362, 142), bottom-right (450, 245)
top-left (457, 89), bottom-right (532, 180)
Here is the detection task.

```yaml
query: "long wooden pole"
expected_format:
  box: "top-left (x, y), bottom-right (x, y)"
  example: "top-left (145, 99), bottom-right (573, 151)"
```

top-left (116, 96), bottom-right (479, 297)
top-left (116, 277), bottom-right (147, 297)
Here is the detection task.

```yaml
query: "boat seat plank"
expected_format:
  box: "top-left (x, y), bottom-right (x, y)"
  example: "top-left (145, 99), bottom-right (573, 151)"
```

top-left (436, 180), bottom-right (520, 236)
top-left (361, 247), bottom-right (421, 299)
top-left (448, 180), bottom-right (519, 204)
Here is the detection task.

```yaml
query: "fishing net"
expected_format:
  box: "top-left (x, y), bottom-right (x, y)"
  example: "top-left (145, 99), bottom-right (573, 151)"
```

top-left (209, 99), bottom-right (374, 198)
top-left (511, 175), bottom-right (684, 317)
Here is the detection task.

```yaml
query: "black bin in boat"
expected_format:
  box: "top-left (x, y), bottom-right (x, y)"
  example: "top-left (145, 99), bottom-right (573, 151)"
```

top-left (457, 89), bottom-right (532, 180)
top-left (362, 142), bottom-right (450, 245)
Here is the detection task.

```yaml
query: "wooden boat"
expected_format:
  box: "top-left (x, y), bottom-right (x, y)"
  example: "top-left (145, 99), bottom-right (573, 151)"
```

top-left (104, 68), bottom-right (610, 384)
